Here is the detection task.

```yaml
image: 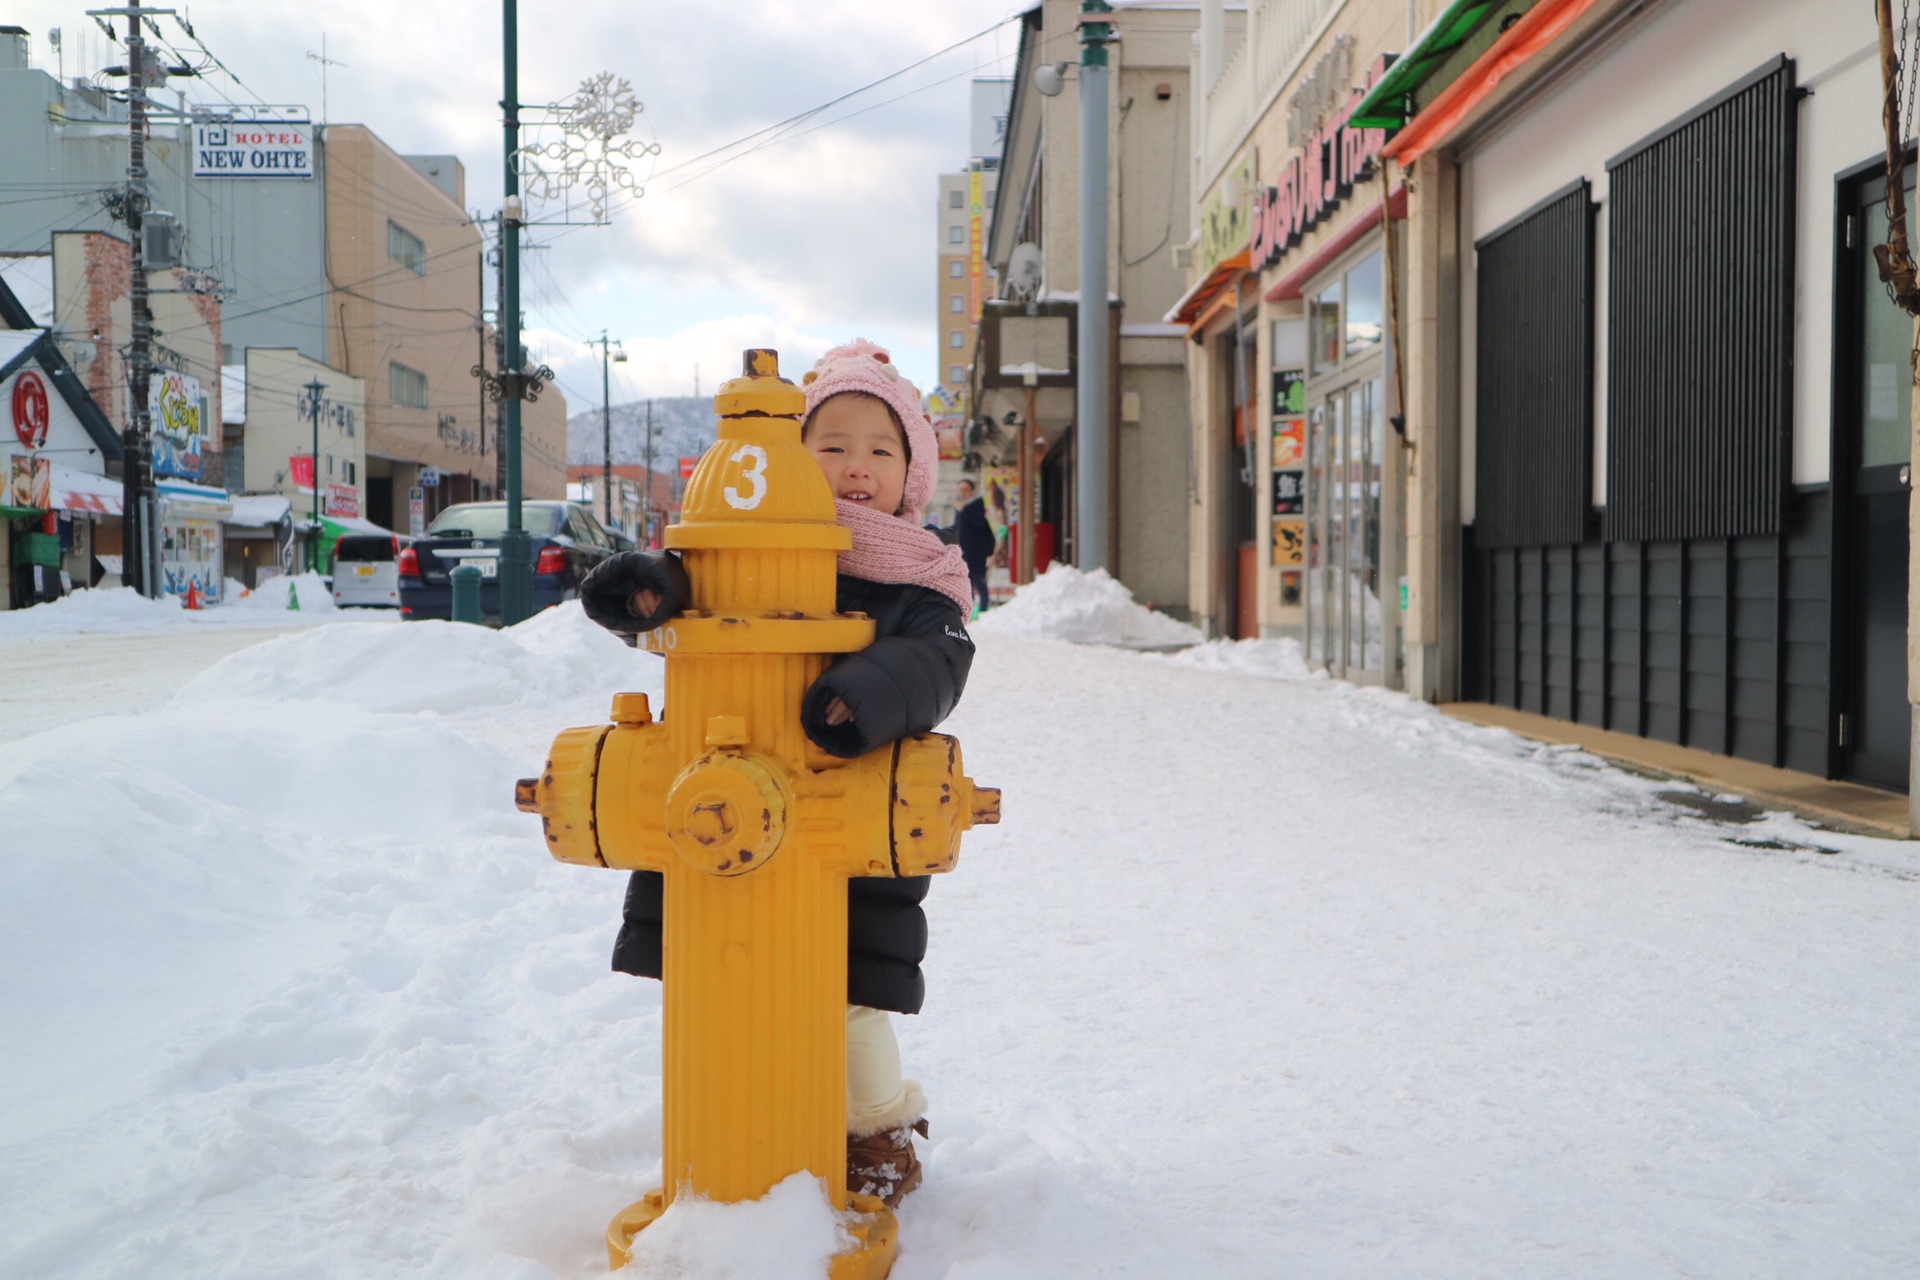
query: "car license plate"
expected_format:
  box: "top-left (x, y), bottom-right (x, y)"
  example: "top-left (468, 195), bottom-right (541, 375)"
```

top-left (355, 565), bottom-right (375, 578)
top-left (475, 559), bottom-right (497, 578)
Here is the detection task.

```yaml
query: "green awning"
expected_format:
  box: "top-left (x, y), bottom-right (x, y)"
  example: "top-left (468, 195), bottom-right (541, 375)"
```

top-left (0, 505), bottom-right (46, 519)
top-left (1350, 0), bottom-right (1531, 129)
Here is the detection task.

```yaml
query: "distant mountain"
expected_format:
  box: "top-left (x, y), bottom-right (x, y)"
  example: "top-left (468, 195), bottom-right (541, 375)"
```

top-left (567, 397), bottom-right (719, 471)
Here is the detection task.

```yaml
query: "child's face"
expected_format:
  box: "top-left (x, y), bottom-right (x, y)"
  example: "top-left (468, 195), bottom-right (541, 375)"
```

top-left (804, 393), bottom-right (909, 516)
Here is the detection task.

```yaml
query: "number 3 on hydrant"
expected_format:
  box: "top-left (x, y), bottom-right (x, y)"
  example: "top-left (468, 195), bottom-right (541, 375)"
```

top-left (514, 348), bottom-right (1000, 1278)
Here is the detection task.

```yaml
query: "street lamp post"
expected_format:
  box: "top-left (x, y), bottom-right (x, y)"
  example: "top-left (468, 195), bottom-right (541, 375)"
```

top-left (497, 0), bottom-right (532, 625)
top-left (588, 330), bottom-right (626, 529)
top-left (304, 377), bottom-right (326, 571)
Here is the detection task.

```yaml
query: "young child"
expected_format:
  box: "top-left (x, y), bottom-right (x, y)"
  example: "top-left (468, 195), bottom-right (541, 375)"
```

top-left (579, 338), bottom-right (975, 1207)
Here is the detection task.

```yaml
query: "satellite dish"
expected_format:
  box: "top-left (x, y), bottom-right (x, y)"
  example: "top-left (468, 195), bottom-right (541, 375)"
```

top-left (1008, 242), bottom-right (1043, 302)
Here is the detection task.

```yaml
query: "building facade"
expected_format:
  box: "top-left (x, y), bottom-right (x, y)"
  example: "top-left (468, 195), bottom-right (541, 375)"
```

top-left (1334, 0), bottom-right (1915, 809)
top-left (978, 1), bottom-right (1198, 615)
top-left (0, 34), bottom-right (565, 547)
top-left (1172, 0), bottom-right (1423, 664)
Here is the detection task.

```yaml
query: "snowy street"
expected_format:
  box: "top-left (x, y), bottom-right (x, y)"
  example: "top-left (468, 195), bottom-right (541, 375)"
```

top-left (3, 578), bottom-right (1918, 1278)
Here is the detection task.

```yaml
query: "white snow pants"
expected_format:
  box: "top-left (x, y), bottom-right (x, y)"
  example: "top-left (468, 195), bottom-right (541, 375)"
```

top-left (846, 1004), bottom-right (923, 1135)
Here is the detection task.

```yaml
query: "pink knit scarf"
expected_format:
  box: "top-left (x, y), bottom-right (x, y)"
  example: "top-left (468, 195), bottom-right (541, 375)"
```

top-left (836, 499), bottom-right (975, 617)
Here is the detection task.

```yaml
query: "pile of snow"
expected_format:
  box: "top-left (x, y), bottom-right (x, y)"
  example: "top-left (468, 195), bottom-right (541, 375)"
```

top-left (229, 569), bottom-right (339, 613)
top-left (0, 572), bottom-right (354, 637)
top-left (7, 602), bottom-right (1920, 1277)
top-left (971, 564), bottom-right (1203, 648)
top-left (1150, 634), bottom-right (1322, 680)
top-left (0, 584), bottom-right (181, 636)
top-left (620, 1176), bottom-right (853, 1279)
top-left (180, 602), bottom-right (639, 722)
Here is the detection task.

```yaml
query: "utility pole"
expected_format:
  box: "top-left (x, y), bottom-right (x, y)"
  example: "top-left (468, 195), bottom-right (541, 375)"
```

top-left (304, 378), bottom-right (326, 570)
top-left (90, 0), bottom-right (177, 597)
top-left (1076, 0), bottom-right (1115, 572)
top-left (587, 330), bottom-right (626, 528)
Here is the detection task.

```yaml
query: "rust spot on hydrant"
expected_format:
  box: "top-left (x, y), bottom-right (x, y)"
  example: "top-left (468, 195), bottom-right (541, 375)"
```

top-left (515, 778), bottom-right (540, 812)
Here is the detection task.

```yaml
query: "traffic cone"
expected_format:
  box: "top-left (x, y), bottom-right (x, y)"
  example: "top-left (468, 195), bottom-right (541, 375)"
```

top-left (288, 582), bottom-right (301, 611)
top-left (184, 581), bottom-right (203, 611)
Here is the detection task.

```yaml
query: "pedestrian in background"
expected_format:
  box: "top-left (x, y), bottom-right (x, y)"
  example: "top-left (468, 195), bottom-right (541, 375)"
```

top-left (952, 477), bottom-right (995, 616)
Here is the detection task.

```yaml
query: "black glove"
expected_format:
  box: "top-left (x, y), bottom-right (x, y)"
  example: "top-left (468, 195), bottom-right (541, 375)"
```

top-left (581, 551), bottom-right (691, 633)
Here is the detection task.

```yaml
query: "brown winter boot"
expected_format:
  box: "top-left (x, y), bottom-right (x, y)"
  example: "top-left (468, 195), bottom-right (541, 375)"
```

top-left (846, 1117), bottom-right (929, 1208)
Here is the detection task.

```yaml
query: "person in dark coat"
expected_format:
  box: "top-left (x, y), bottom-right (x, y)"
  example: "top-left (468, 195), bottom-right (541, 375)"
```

top-left (951, 477), bottom-right (996, 615)
top-left (579, 338), bottom-right (974, 1208)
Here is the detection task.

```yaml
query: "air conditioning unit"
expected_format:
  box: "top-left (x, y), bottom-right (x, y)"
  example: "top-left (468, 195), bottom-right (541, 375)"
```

top-left (143, 212), bottom-right (181, 269)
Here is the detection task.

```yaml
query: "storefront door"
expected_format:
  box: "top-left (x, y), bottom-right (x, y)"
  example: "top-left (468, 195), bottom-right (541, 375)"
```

top-left (1301, 244), bottom-right (1401, 684)
top-left (1838, 168), bottom-right (1914, 791)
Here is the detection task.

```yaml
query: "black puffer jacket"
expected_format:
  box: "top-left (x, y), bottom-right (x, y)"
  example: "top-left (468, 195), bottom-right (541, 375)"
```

top-left (584, 553), bottom-right (975, 1014)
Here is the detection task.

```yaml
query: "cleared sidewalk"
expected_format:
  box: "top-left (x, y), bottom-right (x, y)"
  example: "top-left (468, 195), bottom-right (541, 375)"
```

top-left (1443, 701), bottom-right (1911, 839)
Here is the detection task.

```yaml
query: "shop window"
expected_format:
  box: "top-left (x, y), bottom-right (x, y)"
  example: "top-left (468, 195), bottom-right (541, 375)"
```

top-left (1309, 283), bottom-right (1341, 374)
top-left (1344, 252), bottom-right (1383, 357)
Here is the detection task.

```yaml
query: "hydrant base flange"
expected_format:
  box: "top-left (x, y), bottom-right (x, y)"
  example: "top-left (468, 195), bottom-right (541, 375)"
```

top-left (606, 1187), bottom-right (899, 1277)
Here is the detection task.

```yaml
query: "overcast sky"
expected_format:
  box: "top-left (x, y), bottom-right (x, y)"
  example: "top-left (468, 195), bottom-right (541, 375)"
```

top-left (12, 0), bottom-right (1029, 412)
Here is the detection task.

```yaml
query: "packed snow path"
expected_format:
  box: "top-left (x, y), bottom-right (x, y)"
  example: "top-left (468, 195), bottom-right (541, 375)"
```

top-left (2, 594), bottom-right (1916, 1277)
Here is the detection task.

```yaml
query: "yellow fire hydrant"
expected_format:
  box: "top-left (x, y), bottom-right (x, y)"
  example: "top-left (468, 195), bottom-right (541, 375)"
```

top-left (515, 349), bottom-right (999, 1277)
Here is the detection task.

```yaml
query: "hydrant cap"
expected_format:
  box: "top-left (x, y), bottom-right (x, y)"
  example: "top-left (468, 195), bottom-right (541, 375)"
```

top-left (714, 349), bottom-right (805, 419)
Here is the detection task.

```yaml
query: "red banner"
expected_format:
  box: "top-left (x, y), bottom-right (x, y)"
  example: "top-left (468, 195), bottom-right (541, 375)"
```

top-left (289, 455), bottom-right (315, 490)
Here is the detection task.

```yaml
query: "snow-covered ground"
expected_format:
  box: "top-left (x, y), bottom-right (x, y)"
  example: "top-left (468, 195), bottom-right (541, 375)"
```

top-left (2, 571), bottom-right (1917, 1278)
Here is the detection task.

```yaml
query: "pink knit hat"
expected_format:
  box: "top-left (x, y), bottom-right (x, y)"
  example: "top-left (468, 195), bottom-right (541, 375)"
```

top-left (801, 338), bottom-right (937, 523)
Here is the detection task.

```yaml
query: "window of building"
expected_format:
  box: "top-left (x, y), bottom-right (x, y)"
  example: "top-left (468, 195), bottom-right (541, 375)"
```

top-left (1344, 252), bottom-right (1383, 357)
top-left (948, 225), bottom-right (965, 244)
top-left (949, 189), bottom-right (965, 209)
top-left (390, 361), bottom-right (429, 410)
top-left (949, 260), bottom-right (964, 278)
top-left (948, 294), bottom-right (964, 313)
top-left (949, 330), bottom-right (964, 349)
top-left (387, 220), bottom-right (427, 276)
top-left (950, 364), bottom-right (966, 385)
top-left (1309, 283), bottom-right (1342, 374)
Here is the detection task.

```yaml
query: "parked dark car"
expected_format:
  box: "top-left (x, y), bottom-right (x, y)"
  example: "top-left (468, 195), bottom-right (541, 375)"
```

top-left (398, 501), bottom-right (618, 623)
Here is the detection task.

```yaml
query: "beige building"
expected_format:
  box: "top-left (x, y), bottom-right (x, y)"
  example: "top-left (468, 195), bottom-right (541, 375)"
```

top-left (236, 347), bottom-right (366, 525)
top-left (977, 2), bottom-right (1197, 615)
top-left (1172, 0), bottom-right (1427, 660)
top-left (322, 125), bottom-right (565, 528)
top-left (936, 165), bottom-right (998, 406)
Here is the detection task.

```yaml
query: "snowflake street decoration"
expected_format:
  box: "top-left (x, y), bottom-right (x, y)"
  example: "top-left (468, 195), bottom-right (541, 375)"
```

top-left (517, 73), bottom-right (661, 224)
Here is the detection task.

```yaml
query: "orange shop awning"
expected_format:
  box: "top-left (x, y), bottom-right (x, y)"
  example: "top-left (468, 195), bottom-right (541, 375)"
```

top-left (1164, 249), bottom-right (1252, 328)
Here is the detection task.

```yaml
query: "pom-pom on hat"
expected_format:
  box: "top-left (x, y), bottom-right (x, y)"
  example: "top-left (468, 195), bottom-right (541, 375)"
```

top-left (802, 338), bottom-right (937, 523)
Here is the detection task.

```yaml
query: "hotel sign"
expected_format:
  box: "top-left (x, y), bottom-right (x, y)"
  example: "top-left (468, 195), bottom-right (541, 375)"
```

top-left (193, 123), bottom-right (315, 178)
